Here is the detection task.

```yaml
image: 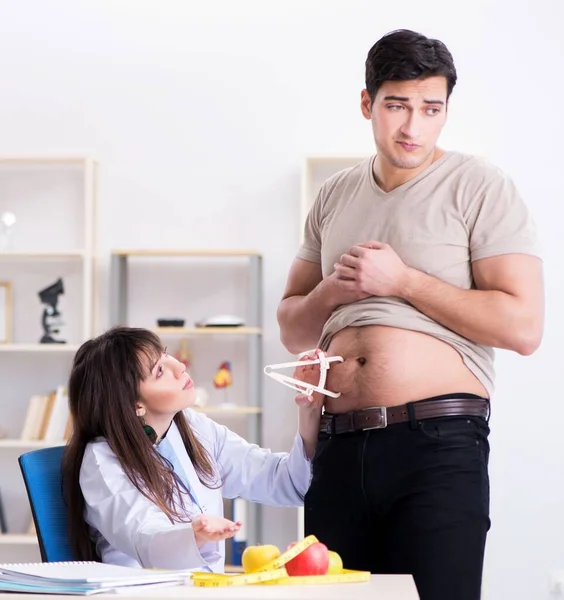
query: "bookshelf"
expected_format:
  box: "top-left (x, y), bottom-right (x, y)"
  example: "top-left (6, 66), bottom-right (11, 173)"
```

top-left (109, 249), bottom-right (263, 562)
top-left (0, 535), bottom-right (38, 545)
top-left (0, 440), bottom-right (66, 449)
top-left (0, 156), bottom-right (99, 560)
top-left (0, 344), bottom-right (81, 352)
top-left (151, 326), bottom-right (262, 336)
top-left (0, 251), bottom-right (86, 258)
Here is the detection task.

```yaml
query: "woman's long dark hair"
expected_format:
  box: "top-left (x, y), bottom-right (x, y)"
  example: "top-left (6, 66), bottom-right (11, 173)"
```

top-left (61, 326), bottom-right (218, 561)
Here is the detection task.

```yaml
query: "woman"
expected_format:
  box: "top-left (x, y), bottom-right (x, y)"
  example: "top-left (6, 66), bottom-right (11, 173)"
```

top-left (62, 326), bottom-right (322, 572)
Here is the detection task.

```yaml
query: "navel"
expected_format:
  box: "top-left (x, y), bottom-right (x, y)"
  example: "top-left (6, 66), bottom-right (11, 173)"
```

top-left (357, 357), bottom-right (367, 366)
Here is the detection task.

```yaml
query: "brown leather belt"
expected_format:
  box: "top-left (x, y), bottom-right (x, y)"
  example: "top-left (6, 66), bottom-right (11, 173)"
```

top-left (319, 397), bottom-right (490, 436)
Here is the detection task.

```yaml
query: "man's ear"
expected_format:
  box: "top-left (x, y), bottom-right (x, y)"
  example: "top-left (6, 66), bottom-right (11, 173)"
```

top-left (360, 89), bottom-right (372, 120)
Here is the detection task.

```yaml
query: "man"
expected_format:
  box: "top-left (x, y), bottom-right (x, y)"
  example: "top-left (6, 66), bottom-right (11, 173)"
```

top-left (277, 29), bottom-right (544, 600)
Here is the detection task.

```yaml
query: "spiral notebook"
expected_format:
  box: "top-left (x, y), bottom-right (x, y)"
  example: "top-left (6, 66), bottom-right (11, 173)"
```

top-left (0, 561), bottom-right (193, 595)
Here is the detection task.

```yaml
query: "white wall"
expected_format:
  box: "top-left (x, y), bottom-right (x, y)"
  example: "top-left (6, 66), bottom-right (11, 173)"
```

top-left (0, 0), bottom-right (562, 598)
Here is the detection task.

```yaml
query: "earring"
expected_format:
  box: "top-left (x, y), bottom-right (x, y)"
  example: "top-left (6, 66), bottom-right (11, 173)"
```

top-left (139, 415), bottom-right (157, 444)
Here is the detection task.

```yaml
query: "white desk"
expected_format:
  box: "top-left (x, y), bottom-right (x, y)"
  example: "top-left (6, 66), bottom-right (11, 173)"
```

top-left (0, 575), bottom-right (419, 599)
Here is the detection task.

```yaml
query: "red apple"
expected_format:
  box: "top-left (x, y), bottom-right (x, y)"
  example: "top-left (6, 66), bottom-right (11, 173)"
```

top-left (285, 542), bottom-right (330, 576)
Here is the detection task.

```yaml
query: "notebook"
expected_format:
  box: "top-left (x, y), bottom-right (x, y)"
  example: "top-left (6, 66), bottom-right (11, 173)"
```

top-left (0, 561), bottom-right (193, 595)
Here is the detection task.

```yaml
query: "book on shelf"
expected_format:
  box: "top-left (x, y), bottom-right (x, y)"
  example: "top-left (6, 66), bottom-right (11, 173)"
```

top-left (19, 385), bottom-right (72, 443)
top-left (0, 488), bottom-right (6, 534)
top-left (27, 519), bottom-right (36, 536)
top-left (223, 497), bottom-right (247, 567)
top-left (0, 561), bottom-right (193, 595)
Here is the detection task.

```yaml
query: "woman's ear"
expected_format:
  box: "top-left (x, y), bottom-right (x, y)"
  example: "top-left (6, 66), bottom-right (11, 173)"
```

top-left (135, 403), bottom-right (146, 418)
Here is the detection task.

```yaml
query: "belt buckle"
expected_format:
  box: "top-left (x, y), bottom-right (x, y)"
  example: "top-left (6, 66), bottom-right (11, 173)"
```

top-left (360, 406), bottom-right (388, 430)
top-left (320, 416), bottom-right (335, 436)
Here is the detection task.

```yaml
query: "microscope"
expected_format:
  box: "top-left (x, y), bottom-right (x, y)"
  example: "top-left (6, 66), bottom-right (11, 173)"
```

top-left (38, 278), bottom-right (66, 344)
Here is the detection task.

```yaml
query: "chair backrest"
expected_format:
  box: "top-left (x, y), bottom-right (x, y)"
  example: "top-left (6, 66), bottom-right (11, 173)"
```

top-left (18, 445), bottom-right (74, 562)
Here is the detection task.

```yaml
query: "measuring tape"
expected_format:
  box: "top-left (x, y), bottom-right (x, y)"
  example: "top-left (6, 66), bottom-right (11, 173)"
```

top-left (191, 568), bottom-right (288, 588)
top-left (258, 569), bottom-right (370, 586)
top-left (191, 535), bottom-right (370, 587)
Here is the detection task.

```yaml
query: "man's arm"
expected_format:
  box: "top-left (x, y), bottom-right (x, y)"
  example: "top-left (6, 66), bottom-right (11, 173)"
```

top-left (337, 243), bottom-right (544, 355)
top-left (277, 258), bottom-right (370, 354)
top-left (276, 259), bottom-right (335, 354)
top-left (401, 253), bottom-right (544, 355)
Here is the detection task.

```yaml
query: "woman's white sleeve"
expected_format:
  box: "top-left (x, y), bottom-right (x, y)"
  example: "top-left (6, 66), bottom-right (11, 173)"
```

top-left (192, 411), bottom-right (312, 505)
top-left (80, 443), bottom-right (220, 570)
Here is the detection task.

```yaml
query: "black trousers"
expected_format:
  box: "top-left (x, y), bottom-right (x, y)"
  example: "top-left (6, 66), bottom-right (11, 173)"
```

top-left (304, 401), bottom-right (490, 600)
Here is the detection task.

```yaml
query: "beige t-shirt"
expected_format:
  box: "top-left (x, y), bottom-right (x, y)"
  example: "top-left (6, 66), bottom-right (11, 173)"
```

top-left (297, 151), bottom-right (541, 396)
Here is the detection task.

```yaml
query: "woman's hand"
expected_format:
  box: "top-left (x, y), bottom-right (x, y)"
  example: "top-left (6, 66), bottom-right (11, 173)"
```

top-left (293, 349), bottom-right (325, 411)
top-left (192, 514), bottom-right (242, 547)
top-left (293, 350), bottom-right (325, 460)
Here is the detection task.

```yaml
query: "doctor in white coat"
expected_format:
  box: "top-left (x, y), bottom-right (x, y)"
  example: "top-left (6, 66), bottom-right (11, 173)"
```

top-left (61, 326), bottom-right (322, 573)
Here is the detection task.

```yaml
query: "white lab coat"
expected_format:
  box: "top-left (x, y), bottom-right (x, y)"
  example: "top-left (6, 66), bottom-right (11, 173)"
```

top-left (79, 408), bottom-right (312, 572)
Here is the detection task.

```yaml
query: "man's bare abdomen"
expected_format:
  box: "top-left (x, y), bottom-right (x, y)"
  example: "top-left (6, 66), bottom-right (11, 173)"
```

top-left (323, 325), bottom-right (488, 414)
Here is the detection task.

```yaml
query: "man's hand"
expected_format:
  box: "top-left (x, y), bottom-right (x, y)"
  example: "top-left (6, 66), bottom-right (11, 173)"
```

top-left (192, 514), bottom-right (242, 547)
top-left (323, 269), bottom-right (372, 306)
top-left (335, 241), bottom-right (409, 297)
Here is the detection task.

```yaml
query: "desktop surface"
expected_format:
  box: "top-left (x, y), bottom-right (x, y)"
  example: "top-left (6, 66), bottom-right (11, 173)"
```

top-left (0, 574), bottom-right (419, 599)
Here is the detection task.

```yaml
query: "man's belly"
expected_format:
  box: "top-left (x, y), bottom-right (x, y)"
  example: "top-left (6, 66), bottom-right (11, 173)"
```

top-left (323, 325), bottom-right (488, 413)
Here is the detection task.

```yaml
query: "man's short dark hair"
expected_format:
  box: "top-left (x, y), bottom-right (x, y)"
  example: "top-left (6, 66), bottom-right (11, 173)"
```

top-left (365, 29), bottom-right (457, 102)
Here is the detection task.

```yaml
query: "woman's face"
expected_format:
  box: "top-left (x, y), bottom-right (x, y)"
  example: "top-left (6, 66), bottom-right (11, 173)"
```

top-left (137, 349), bottom-right (196, 423)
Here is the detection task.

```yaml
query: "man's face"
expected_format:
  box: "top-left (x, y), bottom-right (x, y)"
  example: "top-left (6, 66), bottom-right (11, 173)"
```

top-left (361, 76), bottom-right (449, 170)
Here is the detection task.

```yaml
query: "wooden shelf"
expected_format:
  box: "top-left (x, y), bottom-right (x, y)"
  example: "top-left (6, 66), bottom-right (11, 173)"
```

top-left (0, 439), bottom-right (66, 449)
top-left (194, 406), bottom-right (262, 415)
top-left (109, 246), bottom-right (263, 547)
top-left (0, 344), bottom-right (80, 352)
top-left (0, 534), bottom-right (37, 545)
top-left (0, 154), bottom-right (99, 552)
top-left (0, 250), bottom-right (85, 259)
top-left (112, 249), bottom-right (261, 257)
top-left (0, 157), bottom-right (95, 165)
top-left (152, 327), bottom-right (261, 336)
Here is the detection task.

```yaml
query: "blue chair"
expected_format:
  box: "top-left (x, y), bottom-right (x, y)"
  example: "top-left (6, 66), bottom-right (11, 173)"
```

top-left (18, 445), bottom-right (74, 562)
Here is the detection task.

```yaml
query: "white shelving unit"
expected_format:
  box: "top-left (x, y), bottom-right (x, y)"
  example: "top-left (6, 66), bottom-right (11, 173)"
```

top-left (152, 326), bottom-right (262, 336)
top-left (0, 344), bottom-right (81, 352)
top-left (0, 440), bottom-right (66, 449)
top-left (0, 156), bottom-right (98, 562)
top-left (296, 155), bottom-right (369, 540)
top-left (0, 534), bottom-right (38, 545)
top-left (109, 249), bottom-right (263, 561)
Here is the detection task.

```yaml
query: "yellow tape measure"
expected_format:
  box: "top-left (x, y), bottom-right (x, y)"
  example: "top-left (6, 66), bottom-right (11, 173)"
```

top-left (191, 535), bottom-right (370, 588)
top-left (259, 569), bottom-right (370, 586)
top-left (192, 568), bottom-right (289, 588)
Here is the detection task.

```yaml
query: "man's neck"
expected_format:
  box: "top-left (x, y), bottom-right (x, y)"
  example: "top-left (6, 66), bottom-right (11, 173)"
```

top-left (373, 147), bottom-right (444, 193)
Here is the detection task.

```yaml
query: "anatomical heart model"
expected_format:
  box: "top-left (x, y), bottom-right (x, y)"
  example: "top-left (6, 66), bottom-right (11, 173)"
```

top-left (213, 361), bottom-right (233, 406)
